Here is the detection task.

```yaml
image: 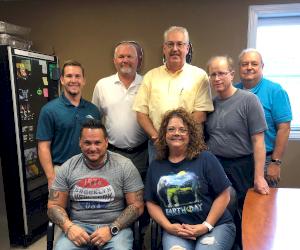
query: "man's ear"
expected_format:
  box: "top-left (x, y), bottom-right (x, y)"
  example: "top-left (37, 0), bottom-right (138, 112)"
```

top-left (231, 70), bottom-right (235, 75)
top-left (186, 43), bottom-right (190, 54)
top-left (60, 76), bottom-right (64, 86)
top-left (82, 77), bottom-right (86, 87)
top-left (79, 139), bottom-right (82, 149)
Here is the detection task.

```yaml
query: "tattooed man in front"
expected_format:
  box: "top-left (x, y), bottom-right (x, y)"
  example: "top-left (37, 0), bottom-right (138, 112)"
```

top-left (47, 119), bottom-right (144, 250)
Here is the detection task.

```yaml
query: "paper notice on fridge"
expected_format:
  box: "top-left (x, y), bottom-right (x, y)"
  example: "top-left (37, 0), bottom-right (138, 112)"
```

top-left (43, 88), bottom-right (48, 98)
top-left (39, 60), bottom-right (47, 74)
top-left (42, 77), bottom-right (48, 86)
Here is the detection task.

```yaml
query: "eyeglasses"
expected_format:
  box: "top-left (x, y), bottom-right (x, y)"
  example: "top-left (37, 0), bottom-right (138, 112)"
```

top-left (167, 127), bottom-right (188, 135)
top-left (209, 71), bottom-right (232, 79)
top-left (164, 41), bottom-right (187, 49)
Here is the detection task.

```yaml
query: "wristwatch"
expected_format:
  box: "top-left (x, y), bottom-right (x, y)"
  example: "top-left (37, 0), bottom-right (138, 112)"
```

top-left (109, 224), bottom-right (120, 236)
top-left (203, 221), bottom-right (214, 232)
top-left (271, 159), bottom-right (282, 165)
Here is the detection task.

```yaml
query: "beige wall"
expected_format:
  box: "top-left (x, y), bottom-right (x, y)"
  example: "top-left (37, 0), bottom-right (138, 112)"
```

top-left (0, 0), bottom-right (299, 187)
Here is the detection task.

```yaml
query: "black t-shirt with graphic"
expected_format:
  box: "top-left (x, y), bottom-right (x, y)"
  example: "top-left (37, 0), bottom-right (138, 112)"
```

top-left (145, 151), bottom-right (233, 226)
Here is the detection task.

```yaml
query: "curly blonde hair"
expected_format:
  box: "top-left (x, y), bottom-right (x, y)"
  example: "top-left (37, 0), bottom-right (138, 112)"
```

top-left (156, 108), bottom-right (207, 160)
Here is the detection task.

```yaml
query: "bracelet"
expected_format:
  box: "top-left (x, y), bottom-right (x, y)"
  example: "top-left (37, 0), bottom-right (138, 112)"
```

top-left (203, 221), bottom-right (214, 232)
top-left (65, 223), bottom-right (75, 236)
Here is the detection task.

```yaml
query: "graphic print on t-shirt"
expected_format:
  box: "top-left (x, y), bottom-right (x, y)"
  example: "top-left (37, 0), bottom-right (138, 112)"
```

top-left (157, 171), bottom-right (203, 217)
top-left (72, 177), bottom-right (115, 210)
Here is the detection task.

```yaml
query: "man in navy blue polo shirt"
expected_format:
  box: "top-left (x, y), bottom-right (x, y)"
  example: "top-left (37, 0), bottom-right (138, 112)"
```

top-left (36, 60), bottom-right (101, 187)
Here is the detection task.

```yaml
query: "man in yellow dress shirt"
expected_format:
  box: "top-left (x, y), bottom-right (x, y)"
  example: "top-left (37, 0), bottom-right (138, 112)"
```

top-left (133, 26), bottom-right (213, 163)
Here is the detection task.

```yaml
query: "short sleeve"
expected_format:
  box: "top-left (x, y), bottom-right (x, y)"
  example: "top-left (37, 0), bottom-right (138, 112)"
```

top-left (132, 73), bottom-right (150, 114)
top-left (91, 80), bottom-right (102, 109)
top-left (247, 94), bottom-right (268, 135)
top-left (193, 71), bottom-right (214, 112)
top-left (122, 159), bottom-right (144, 193)
top-left (51, 163), bottom-right (70, 192)
top-left (272, 88), bottom-right (292, 124)
top-left (144, 164), bottom-right (156, 202)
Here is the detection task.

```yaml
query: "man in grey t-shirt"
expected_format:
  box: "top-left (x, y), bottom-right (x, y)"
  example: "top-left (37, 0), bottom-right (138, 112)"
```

top-left (47, 119), bottom-right (144, 250)
top-left (205, 56), bottom-right (269, 204)
top-left (205, 56), bottom-right (269, 249)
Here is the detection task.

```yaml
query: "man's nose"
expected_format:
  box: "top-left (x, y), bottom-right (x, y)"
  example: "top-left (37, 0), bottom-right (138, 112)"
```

top-left (245, 63), bottom-right (253, 69)
top-left (89, 144), bottom-right (97, 151)
top-left (122, 56), bottom-right (131, 62)
top-left (215, 74), bottom-right (222, 80)
top-left (172, 44), bottom-right (179, 51)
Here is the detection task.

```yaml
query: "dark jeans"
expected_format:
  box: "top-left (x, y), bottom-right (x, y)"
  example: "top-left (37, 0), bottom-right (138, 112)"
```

top-left (217, 154), bottom-right (254, 250)
top-left (216, 154), bottom-right (254, 211)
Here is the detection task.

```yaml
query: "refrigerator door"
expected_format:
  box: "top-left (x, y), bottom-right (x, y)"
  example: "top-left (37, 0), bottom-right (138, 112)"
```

top-left (0, 46), bottom-right (59, 246)
top-left (9, 48), bottom-right (59, 191)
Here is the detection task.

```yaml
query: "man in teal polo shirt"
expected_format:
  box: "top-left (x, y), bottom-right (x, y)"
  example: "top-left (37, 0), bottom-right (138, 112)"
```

top-left (36, 60), bottom-right (101, 187)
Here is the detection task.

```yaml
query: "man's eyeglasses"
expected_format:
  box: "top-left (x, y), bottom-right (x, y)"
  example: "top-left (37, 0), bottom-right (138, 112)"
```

top-left (209, 71), bottom-right (232, 79)
top-left (167, 127), bottom-right (188, 135)
top-left (164, 41), bottom-right (187, 49)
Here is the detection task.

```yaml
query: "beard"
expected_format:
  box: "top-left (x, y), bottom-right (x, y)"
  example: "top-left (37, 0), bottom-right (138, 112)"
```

top-left (119, 65), bottom-right (134, 74)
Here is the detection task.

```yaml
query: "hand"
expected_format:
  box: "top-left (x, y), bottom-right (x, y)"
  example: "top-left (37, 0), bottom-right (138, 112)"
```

top-left (151, 134), bottom-right (159, 143)
top-left (67, 224), bottom-right (90, 246)
top-left (254, 176), bottom-right (270, 195)
top-left (266, 163), bottom-right (281, 186)
top-left (90, 226), bottom-right (112, 247)
top-left (182, 223), bottom-right (208, 237)
top-left (165, 223), bottom-right (196, 240)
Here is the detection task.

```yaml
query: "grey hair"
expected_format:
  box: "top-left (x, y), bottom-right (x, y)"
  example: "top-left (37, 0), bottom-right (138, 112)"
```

top-left (163, 26), bottom-right (189, 42)
top-left (114, 42), bottom-right (137, 59)
top-left (206, 55), bottom-right (234, 73)
top-left (238, 48), bottom-right (264, 64)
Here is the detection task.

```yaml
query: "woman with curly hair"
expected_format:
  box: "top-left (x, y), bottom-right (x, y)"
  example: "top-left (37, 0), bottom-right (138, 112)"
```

top-left (144, 108), bottom-right (236, 250)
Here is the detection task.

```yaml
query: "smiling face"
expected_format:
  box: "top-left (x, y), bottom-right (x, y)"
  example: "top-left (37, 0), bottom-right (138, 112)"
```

top-left (60, 65), bottom-right (85, 98)
top-left (113, 43), bottom-right (138, 76)
top-left (79, 128), bottom-right (108, 165)
top-left (166, 116), bottom-right (189, 152)
top-left (163, 31), bottom-right (189, 72)
top-left (239, 51), bottom-right (264, 88)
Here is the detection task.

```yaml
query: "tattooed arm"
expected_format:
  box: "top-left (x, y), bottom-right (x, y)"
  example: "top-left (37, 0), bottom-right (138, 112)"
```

top-left (47, 188), bottom-right (90, 246)
top-left (47, 188), bottom-right (70, 229)
top-left (112, 189), bottom-right (144, 229)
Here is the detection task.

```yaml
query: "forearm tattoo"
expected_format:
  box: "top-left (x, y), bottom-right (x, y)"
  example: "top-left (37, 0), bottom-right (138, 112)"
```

top-left (135, 189), bottom-right (144, 202)
top-left (48, 188), bottom-right (61, 201)
top-left (47, 206), bottom-right (68, 226)
top-left (114, 190), bottom-right (143, 229)
top-left (114, 204), bottom-right (139, 229)
top-left (48, 189), bottom-right (68, 226)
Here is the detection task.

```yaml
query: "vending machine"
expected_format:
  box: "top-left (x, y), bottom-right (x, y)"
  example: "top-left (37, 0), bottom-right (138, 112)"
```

top-left (0, 45), bottom-right (59, 246)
